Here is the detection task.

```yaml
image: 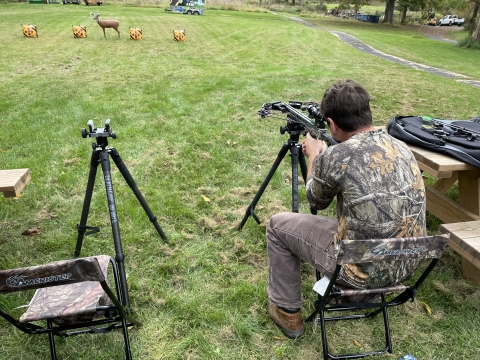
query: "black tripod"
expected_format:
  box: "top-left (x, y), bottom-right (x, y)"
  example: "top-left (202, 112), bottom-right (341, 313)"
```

top-left (238, 122), bottom-right (316, 230)
top-left (75, 119), bottom-right (167, 308)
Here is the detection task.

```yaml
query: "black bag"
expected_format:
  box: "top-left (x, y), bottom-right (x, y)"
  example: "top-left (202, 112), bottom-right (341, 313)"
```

top-left (387, 115), bottom-right (480, 169)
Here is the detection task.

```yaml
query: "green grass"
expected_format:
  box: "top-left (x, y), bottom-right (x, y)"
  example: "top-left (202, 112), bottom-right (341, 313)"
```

top-left (0, 3), bottom-right (479, 359)
top-left (295, 15), bottom-right (480, 81)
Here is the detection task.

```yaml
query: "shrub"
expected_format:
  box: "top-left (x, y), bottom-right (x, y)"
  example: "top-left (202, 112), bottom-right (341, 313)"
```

top-left (457, 35), bottom-right (480, 49)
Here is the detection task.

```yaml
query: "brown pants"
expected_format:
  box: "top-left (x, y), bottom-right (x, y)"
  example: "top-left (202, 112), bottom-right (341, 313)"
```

top-left (266, 212), bottom-right (338, 309)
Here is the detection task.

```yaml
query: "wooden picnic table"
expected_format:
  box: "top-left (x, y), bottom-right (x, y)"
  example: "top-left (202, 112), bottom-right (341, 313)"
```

top-left (408, 144), bottom-right (480, 224)
top-left (0, 169), bottom-right (31, 198)
top-left (375, 125), bottom-right (480, 285)
top-left (406, 144), bottom-right (480, 286)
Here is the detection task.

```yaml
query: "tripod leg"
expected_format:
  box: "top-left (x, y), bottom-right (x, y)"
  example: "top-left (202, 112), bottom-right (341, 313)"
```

top-left (298, 150), bottom-right (317, 215)
top-left (237, 143), bottom-right (290, 230)
top-left (108, 148), bottom-right (168, 243)
top-left (290, 141), bottom-right (301, 213)
top-left (75, 150), bottom-right (101, 257)
top-left (100, 150), bottom-right (131, 308)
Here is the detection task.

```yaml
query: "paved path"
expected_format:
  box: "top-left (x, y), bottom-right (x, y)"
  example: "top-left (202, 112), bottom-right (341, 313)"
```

top-left (286, 16), bottom-right (480, 89)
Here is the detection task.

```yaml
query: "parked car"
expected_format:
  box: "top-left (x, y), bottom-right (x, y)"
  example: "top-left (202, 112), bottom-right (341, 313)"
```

top-left (437, 15), bottom-right (464, 26)
top-left (62, 0), bottom-right (81, 4)
top-left (84, 0), bottom-right (102, 5)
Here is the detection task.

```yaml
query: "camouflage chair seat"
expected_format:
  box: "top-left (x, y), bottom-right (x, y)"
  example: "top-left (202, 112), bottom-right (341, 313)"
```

top-left (0, 255), bottom-right (141, 360)
top-left (306, 234), bottom-right (449, 360)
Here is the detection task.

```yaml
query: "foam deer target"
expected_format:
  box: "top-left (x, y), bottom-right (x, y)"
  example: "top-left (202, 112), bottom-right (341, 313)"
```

top-left (90, 12), bottom-right (119, 39)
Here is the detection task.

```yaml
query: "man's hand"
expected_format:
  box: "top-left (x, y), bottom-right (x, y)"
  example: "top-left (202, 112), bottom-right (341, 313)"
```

top-left (302, 132), bottom-right (327, 158)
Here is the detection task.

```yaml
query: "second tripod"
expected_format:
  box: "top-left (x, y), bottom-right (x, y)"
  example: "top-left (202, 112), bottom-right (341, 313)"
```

top-left (76, 119), bottom-right (167, 308)
top-left (237, 122), bottom-right (316, 230)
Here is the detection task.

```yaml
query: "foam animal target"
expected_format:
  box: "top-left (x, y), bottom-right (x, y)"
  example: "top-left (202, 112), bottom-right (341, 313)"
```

top-left (22, 25), bottom-right (38, 38)
top-left (129, 28), bottom-right (142, 40)
top-left (72, 25), bottom-right (87, 38)
top-left (173, 29), bottom-right (185, 42)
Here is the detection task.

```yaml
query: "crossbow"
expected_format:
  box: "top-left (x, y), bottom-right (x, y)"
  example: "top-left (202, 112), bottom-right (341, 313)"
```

top-left (421, 115), bottom-right (480, 142)
top-left (258, 101), bottom-right (337, 146)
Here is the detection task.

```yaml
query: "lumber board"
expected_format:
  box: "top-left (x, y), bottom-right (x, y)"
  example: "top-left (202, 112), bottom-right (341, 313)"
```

top-left (439, 221), bottom-right (480, 286)
top-left (0, 169), bottom-right (31, 198)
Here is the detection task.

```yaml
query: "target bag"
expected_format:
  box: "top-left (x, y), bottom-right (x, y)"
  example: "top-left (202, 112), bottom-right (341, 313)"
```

top-left (130, 28), bottom-right (142, 40)
top-left (22, 25), bottom-right (38, 38)
top-left (72, 25), bottom-right (87, 38)
top-left (387, 115), bottom-right (480, 169)
top-left (173, 29), bottom-right (185, 41)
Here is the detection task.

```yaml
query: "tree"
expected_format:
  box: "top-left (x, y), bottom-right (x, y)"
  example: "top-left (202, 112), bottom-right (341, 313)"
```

top-left (475, 19), bottom-right (480, 42)
top-left (469, 1), bottom-right (479, 41)
top-left (398, 0), bottom-right (407, 23)
top-left (338, 0), bottom-right (371, 13)
top-left (382, 0), bottom-right (396, 23)
top-left (397, 0), bottom-right (436, 24)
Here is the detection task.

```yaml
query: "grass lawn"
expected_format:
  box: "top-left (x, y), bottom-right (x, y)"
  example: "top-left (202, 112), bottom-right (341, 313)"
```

top-left (297, 14), bottom-right (480, 81)
top-left (0, 3), bottom-right (479, 359)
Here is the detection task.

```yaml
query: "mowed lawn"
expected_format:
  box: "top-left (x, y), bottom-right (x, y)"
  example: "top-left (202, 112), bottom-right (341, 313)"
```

top-left (0, 3), bottom-right (479, 359)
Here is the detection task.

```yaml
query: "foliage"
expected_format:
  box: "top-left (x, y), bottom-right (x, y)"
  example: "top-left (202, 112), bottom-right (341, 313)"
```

top-left (338, 0), bottom-right (371, 12)
top-left (457, 35), bottom-right (480, 48)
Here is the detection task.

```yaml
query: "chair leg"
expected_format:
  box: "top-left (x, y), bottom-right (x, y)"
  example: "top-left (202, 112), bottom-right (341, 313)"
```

top-left (319, 307), bottom-right (330, 360)
top-left (47, 320), bottom-right (58, 360)
top-left (380, 293), bottom-right (393, 353)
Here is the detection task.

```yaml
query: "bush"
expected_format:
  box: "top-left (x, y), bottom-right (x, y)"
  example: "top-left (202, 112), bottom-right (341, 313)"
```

top-left (457, 35), bottom-right (480, 49)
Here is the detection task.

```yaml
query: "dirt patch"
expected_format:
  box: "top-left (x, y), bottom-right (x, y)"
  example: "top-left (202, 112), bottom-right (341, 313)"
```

top-left (406, 24), bottom-right (464, 42)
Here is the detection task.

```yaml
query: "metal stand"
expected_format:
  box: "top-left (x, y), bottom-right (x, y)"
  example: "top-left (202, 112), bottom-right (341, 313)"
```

top-left (75, 120), bottom-right (167, 308)
top-left (238, 122), bottom-right (316, 230)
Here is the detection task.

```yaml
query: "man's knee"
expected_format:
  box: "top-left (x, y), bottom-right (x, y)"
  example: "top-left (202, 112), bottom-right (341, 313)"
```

top-left (268, 212), bottom-right (293, 229)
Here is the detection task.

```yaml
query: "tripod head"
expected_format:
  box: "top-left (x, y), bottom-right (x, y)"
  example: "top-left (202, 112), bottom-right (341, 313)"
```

top-left (280, 120), bottom-right (307, 137)
top-left (81, 119), bottom-right (117, 148)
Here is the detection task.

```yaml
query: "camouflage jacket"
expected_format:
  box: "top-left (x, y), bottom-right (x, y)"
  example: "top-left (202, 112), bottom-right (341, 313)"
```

top-left (306, 129), bottom-right (426, 288)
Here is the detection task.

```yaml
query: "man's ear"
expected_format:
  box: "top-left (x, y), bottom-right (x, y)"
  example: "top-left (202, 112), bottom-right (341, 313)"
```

top-left (327, 118), bottom-right (338, 133)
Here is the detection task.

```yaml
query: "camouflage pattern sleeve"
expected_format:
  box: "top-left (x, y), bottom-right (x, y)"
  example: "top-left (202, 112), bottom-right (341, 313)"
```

top-left (306, 147), bottom-right (344, 210)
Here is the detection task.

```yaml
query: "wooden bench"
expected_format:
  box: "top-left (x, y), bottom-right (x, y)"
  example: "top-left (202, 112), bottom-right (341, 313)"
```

top-left (0, 169), bottom-right (31, 198)
top-left (439, 221), bottom-right (480, 287)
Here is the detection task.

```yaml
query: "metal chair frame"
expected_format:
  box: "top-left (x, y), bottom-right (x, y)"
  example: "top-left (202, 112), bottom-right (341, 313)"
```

top-left (0, 256), bottom-right (141, 360)
top-left (306, 234), bottom-right (449, 360)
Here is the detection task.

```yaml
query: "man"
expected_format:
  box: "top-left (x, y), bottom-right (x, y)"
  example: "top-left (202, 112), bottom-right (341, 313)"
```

top-left (266, 79), bottom-right (426, 339)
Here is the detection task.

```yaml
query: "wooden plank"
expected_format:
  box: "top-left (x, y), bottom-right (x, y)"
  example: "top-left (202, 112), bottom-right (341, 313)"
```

top-left (417, 161), bottom-right (452, 179)
top-left (439, 221), bottom-right (480, 258)
top-left (408, 145), bottom-right (477, 173)
top-left (0, 169), bottom-right (31, 198)
top-left (433, 172), bottom-right (458, 193)
top-left (462, 260), bottom-right (480, 287)
top-left (458, 170), bottom-right (480, 216)
top-left (426, 185), bottom-right (480, 223)
top-left (439, 221), bottom-right (480, 286)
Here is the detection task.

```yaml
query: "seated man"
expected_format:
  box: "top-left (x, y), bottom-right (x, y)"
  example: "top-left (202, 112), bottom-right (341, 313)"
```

top-left (266, 79), bottom-right (426, 339)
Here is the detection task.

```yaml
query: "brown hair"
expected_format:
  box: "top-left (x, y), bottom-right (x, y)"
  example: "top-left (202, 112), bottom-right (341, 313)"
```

top-left (320, 80), bottom-right (372, 132)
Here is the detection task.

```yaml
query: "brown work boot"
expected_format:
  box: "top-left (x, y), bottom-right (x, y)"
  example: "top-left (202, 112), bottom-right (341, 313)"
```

top-left (268, 301), bottom-right (304, 339)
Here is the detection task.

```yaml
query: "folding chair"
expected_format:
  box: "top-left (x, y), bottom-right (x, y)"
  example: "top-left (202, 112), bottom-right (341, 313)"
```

top-left (0, 255), bottom-right (141, 360)
top-left (306, 234), bottom-right (450, 360)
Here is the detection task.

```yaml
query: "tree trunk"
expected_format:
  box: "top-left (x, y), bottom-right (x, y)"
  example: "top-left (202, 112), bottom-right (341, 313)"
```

top-left (319, 0), bottom-right (323, 11)
top-left (400, 5), bottom-right (407, 24)
top-left (382, 0), bottom-right (395, 24)
top-left (469, 2), bottom-right (479, 38)
top-left (292, 0), bottom-right (296, 6)
top-left (475, 16), bottom-right (480, 42)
